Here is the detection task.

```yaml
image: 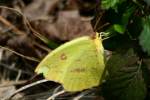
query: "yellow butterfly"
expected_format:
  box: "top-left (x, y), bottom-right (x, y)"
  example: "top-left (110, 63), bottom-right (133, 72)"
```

top-left (35, 32), bottom-right (105, 92)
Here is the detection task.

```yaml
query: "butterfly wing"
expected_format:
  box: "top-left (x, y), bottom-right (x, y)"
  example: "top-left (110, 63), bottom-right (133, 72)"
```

top-left (35, 36), bottom-right (105, 91)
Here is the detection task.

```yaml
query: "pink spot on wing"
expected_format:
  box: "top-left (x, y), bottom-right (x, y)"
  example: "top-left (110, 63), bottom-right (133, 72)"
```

top-left (60, 53), bottom-right (67, 60)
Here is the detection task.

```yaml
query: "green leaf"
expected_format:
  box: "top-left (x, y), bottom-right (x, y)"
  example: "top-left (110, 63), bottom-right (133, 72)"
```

top-left (128, 16), bottom-right (143, 38)
top-left (115, 4), bottom-right (136, 34)
top-left (142, 59), bottom-right (150, 86)
top-left (139, 16), bottom-right (150, 55)
top-left (114, 24), bottom-right (125, 33)
top-left (101, 0), bottom-right (126, 10)
top-left (104, 3), bottom-right (136, 34)
top-left (121, 4), bottom-right (136, 27)
top-left (102, 49), bottom-right (146, 100)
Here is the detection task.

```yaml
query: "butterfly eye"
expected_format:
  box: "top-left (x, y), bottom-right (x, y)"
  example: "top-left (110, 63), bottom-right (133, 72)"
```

top-left (98, 33), bottom-right (101, 38)
top-left (96, 32), bottom-right (101, 38)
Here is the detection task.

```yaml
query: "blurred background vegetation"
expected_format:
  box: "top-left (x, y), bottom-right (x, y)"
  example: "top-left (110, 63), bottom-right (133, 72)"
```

top-left (0, 0), bottom-right (150, 100)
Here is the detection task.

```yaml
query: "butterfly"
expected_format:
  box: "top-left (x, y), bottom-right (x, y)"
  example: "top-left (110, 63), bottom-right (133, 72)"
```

top-left (35, 32), bottom-right (105, 92)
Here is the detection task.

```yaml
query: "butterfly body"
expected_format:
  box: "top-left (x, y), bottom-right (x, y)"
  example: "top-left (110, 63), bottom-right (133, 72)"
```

top-left (35, 33), bottom-right (105, 92)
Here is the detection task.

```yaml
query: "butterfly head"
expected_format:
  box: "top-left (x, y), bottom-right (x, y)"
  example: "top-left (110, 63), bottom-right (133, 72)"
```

top-left (94, 32), bottom-right (104, 53)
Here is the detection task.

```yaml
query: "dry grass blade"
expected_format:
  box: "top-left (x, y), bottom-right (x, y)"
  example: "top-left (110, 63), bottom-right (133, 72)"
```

top-left (2, 79), bottom-right (49, 100)
top-left (0, 63), bottom-right (33, 75)
top-left (46, 90), bottom-right (65, 100)
top-left (0, 6), bottom-right (53, 46)
top-left (73, 90), bottom-right (91, 100)
top-left (0, 45), bottom-right (40, 62)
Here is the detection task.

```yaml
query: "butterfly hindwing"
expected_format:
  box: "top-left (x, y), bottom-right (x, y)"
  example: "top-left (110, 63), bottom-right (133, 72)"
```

top-left (35, 36), bottom-right (105, 91)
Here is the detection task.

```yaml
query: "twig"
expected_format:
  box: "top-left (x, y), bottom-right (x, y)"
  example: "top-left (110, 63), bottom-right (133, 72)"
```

top-left (0, 16), bottom-right (25, 35)
top-left (94, 13), bottom-right (103, 31)
top-left (2, 79), bottom-right (49, 100)
top-left (46, 90), bottom-right (65, 100)
top-left (0, 6), bottom-right (57, 46)
top-left (0, 45), bottom-right (40, 62)
top-left (97, 22), bottom-right (110, 31)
